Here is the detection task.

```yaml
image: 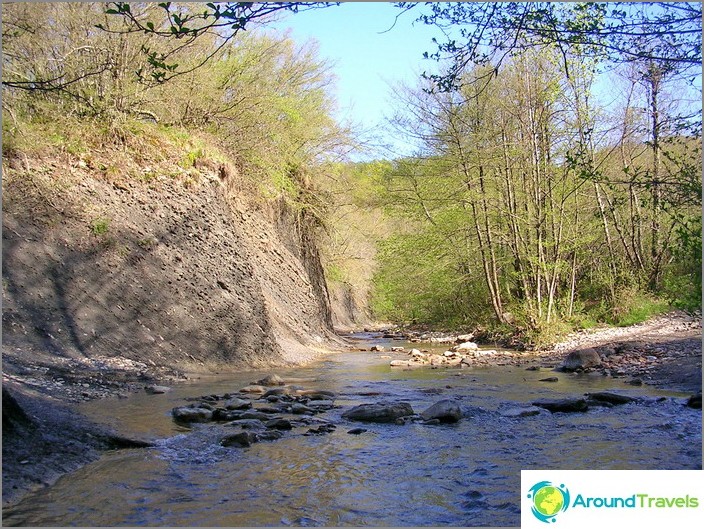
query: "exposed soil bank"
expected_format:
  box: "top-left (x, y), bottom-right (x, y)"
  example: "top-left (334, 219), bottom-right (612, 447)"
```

top-left (2, 147), bottom-right (346, 507)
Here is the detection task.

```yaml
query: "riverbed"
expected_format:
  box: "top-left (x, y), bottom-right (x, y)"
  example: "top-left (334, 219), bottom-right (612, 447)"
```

top-left (3, 333), bottom-right (701, 526)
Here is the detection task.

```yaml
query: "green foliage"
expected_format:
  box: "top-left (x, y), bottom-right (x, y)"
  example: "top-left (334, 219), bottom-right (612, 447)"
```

top-left (90, 217), bottom-right (110, 236)
top-left (607, 286), bottom-right (671, 327)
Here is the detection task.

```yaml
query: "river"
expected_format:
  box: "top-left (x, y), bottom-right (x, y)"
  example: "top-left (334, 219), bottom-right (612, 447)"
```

top-left (3, 333), bottom-right (701, 526)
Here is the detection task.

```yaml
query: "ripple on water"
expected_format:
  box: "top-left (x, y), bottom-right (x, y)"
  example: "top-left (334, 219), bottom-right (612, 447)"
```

top-left (3, 339), bottom-right (701, 527)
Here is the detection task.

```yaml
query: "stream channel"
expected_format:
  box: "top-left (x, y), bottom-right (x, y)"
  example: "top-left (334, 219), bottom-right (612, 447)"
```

top-left (3, 332), bottom-right (702, 526)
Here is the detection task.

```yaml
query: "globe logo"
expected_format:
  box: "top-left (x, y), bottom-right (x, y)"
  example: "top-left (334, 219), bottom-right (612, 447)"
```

top-left (527, 481), bottom-right (570, 523)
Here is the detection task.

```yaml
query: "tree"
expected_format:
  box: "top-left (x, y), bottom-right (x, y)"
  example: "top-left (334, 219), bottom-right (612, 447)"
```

top-left (98, 2), bottom-right (336, 84)
top-left (397, 2), bottom-right (701, 91)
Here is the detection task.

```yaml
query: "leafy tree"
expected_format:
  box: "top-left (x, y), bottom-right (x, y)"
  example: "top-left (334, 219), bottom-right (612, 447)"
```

top-left (397, 2), bottom-right (701, 91)
top-left (99, 2), bottom-right (337, 84)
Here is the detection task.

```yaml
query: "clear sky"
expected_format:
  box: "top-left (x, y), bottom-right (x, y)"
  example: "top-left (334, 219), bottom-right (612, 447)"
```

top-left (264, 2), bottom-right (446, 159)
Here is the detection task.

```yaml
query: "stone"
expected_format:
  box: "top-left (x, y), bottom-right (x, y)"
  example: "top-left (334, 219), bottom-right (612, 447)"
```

top-left (226, 419), bottom-right (266, 430)
top-left (221, 431), bottom-right (257, 447)
top-left (539, 377), bottom-right (559, 383)
top-left (562, 348), bottom-right (602, 371)
top-left (172, 406), bottom-right (213, 423)
top-left (256, 374), bottom-right (285, 386)
top-left (347, 428), bottom-right (367, 435)
top-left (239, 410), bottom-right (273, 421)
top-left (265, 418), bottom-right (293, 430)
top-left (342, 402), bottom-right (415, 423)
top-left (262, 388), bottom-right (291, 398)
top-left (240, 385), bottom-right (267, 394)
top-left (456, 334), bottom-right (475, 342)
top-left (224, 398), bottom-right (252, 410)
top-left (586, 392), bottom-right (638, 405)
top-left (370, 345), bottom-right (385, 352)
top-left (145, 385), bottom-right (171, 394)
top-left (454, 341), bottom-right (479, 351)
top-left (212, 408), bottom-right (244, 421)
top-left (390, 360), bottom-right (412, 367)
top-left (501, 406), bottom-right (542, 418)
top-left (532, 398), bottom-right (588, 413)
top-left (255, 430), bottom-right (284, 441)
top-left (305, 424), bottom-right (337, 436)
top-left (296, 390), bottom-right (336, 399)
top-left (291, 403), bottom-right (314, 414)
top-left (390, 346), bottom-right (405, 352)
top-left (420, 399), bottom-right (462, 423)
top-left (686, 393), bottom-right (702, 409)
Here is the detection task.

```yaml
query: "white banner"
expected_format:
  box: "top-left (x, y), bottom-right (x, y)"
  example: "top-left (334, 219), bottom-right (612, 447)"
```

top-left (521, 470), bottom-right (704, 528)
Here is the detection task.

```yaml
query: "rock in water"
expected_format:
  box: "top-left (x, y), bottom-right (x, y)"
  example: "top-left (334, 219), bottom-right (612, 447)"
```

top-left (347, 428), bottom-right (368, 435)
top-left (256, 374), bottom-right (285, 387)
top-left (455, 341), bottom-right (479, 351)
top-left (586, 392), bottom-right (637, 405)
top-left (532, 398), bottom-right (589, 413)
top-left (501, 406), bottom-right (542, 418)
top-left (342, 402), bottom-right (414, 423)
top-left (562, 348), bottom-right (602, 371)
top-left (224, 397), bottom-right (252, 410)
top-left (265, 418), bottom-right (293, 430)
top-left (221, 431), bottom-right (257, 447)
top-left (240, 385), bottom-right (267, 394)
top-left (171, 406), bottom-right (213, 423)
top-left (420, 399), bottom-right (463, 423)
top-left (145, 385), bottom-right (171, 394)
top-left (686, 393), bottom-right (702, 409)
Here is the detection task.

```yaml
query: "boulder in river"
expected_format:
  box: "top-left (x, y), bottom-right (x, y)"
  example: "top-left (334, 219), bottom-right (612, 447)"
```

top-left (224, 398), bottom-right (252, 410)
top-left (420, 400), bottom-right (463, 423)
top-left (370, 345), bottom-right (385, 352)
top-left (686, 393), bottom-right (702, 409)
top-left (454, 341), bottom-right (479, 352)
top-left (501, 406), bottom-right (542, 418)
top-left (256, 374), bottom-right (285, 387)
top-left (265, 418), bottom-right (293, 430)
top-left (532, 398), bottom-right (589, 413)
top-left (221, 431), bottom-right (257, 447)
top-left (342, 402), bottom-right (415, 423)
top-left (172, 406), bottom-right (213, 423)
top-left (562, 348), bottom-right (602, 371)
top-left (585, 392), bottom-right (638, 405)
top-left (145, 385), bottom-right (171, 394)
top-left (240, 385), bottom-right (267, 394)
top-left (226, 419), bottom-right (266, 430)
top-left (390, 360), bottom-right (413, 367)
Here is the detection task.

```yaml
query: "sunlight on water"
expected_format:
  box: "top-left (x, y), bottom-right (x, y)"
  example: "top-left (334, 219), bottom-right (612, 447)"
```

top-left (3, 334), bottom-right (701, 527)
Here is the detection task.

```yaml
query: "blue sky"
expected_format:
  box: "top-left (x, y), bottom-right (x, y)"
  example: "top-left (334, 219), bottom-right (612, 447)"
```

top-left (265, 2), bottom-right (446, 158)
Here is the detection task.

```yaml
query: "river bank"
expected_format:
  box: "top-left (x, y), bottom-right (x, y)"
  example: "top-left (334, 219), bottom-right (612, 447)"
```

top-left (2, 310), bottom-right (701, 510)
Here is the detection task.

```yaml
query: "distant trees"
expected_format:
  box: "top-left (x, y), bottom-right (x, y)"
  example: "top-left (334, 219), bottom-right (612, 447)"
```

top-left (371, 2), bottom-right (701, 340)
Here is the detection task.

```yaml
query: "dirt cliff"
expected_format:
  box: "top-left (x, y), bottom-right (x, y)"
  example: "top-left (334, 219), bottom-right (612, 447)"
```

top-left (2, 144), bottom-right (343, 386)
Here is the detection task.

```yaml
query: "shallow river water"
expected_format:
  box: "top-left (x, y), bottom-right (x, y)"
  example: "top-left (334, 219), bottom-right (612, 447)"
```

top-left (3, 333), bottom-right (702, 526)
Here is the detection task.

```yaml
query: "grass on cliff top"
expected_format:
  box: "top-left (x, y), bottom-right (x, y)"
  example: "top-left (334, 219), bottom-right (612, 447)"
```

top-left (2, 111), bottom-right (237, 190)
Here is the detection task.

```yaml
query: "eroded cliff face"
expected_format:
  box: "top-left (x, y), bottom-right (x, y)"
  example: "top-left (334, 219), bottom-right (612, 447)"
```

top-left (2, 152), bottom-right (341, 377)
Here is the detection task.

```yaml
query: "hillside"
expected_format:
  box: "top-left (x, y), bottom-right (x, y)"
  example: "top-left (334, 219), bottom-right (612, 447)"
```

top-left (2, 126), bottom-right (345, 396)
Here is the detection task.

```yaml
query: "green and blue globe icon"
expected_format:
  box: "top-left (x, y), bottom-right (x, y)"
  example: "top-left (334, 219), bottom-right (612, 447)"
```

top-left (527, 481), bottom-right (570, 523)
